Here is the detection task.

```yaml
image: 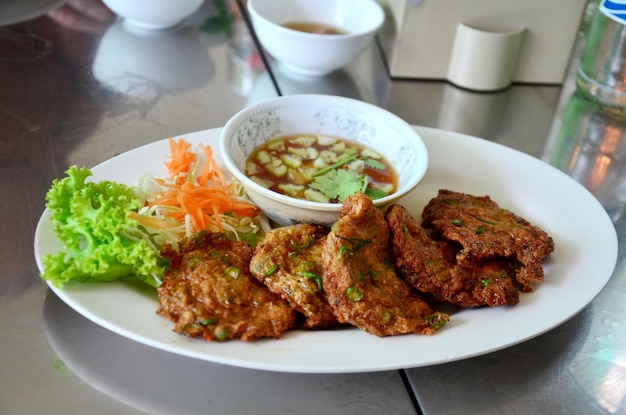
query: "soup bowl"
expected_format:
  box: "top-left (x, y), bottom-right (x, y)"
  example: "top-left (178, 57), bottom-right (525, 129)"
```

top-left (220, 94), bottom-right (428, 227)
top-left (247, 0), bottom-right (384, 76)
top-left (102, 0), bottom-right (204, 30)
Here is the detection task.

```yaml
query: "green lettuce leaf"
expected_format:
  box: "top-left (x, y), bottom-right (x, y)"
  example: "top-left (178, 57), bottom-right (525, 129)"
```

top-left (41, 166), bottom-right (166, 288)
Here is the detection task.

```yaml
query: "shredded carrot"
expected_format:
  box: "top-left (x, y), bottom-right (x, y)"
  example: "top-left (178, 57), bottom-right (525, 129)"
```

top-left (165, 138), bottom-right (196, 183)
top-left (197, 144), bottom-right (226, 187)
top-left (148, 138), bottom-right (260, 233)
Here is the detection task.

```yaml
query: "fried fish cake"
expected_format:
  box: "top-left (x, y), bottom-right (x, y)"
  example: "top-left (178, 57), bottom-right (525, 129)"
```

top-left (250, 223), bottom-right (339, 328)
top-left (386, 204), bottom-right (519, 307)
top-left (157, 232), bottom-right (296, 342)
top-left (421, 189), bottom-right (554, 292)
top-left (322, 193), bottom-right (448, 337)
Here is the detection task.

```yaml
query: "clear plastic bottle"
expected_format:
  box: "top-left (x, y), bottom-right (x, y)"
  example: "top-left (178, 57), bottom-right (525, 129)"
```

top-left (547, 89), bottom-right (626, 222)
top-left (576, 0), bottom-right (626, 114)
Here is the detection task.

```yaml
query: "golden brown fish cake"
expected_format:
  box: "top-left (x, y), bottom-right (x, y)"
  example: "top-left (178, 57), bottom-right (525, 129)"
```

top-left (421, 189), bottom-right (554, 292)
top-left (322, 193), bottom-right (448, 337)
top-left (250, 223), bottom-right (339, 328)
top-left (386, 204), bottom-right (519, 307)
top-left (157, 232), bottom-right (296, 342)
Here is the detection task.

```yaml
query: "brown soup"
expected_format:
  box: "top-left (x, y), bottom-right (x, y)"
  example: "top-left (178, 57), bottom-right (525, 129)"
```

top-left (244, 134), bottom-right (397, 203)
top-left (282, 21), bottom-right (347, 35)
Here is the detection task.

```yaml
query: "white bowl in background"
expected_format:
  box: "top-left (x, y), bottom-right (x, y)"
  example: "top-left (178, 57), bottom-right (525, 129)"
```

top-left (220, 94), bottom-right (428, 227)
top-left (247, 0), bottom-right (384, 76)
top-left (102, 0), bottom-right (204, 30)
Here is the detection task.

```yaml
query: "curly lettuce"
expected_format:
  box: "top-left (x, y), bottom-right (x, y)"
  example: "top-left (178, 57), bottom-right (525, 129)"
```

top-left (41, 166), bottom-right (167, 288)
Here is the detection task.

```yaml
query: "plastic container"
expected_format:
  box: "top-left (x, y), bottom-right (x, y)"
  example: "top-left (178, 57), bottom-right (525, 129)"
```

top-left (576, 0), bottom-right (626, 114)
top-left (547, 89), bottom-right (626, 222)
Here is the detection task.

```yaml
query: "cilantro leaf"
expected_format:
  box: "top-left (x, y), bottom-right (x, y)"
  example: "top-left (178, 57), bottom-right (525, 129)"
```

top-left (365, 158), bottom-right (386, 170)
top-left (310, 169), bottom-right (365, 202)
top-left (365, 187), bottom-right (389, 200)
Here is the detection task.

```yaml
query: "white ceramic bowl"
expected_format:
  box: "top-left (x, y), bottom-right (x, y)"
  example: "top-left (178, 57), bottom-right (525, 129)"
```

top-left (220, 94), bottom-right (428, 227)
top-left (248, 0), bottom-right (384, 76)
top-left (102, 0), bottom-right (204, 30)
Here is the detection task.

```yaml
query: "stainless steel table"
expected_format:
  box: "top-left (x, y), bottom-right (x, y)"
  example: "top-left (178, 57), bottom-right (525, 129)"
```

top-left (2, 1), bottom-right (624, 414)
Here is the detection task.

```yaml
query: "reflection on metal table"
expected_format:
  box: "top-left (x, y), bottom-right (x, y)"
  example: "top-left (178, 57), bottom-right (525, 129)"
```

top-left (1, 0), bottom-right (624, 414)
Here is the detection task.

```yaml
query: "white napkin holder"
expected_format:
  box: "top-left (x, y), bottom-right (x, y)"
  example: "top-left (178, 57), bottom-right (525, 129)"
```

top-left (377, 0), bottom-right (588, 91)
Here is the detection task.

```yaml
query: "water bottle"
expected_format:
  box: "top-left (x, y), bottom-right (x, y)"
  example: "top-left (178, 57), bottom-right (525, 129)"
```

top-left (546, 89), bottom-right (626, 222)
top-left (576, 0), bottom-right (626, 114)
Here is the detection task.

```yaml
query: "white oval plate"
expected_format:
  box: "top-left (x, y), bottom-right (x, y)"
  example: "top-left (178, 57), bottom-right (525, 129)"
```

top-left (34, 126), bottom-right (618, 374)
